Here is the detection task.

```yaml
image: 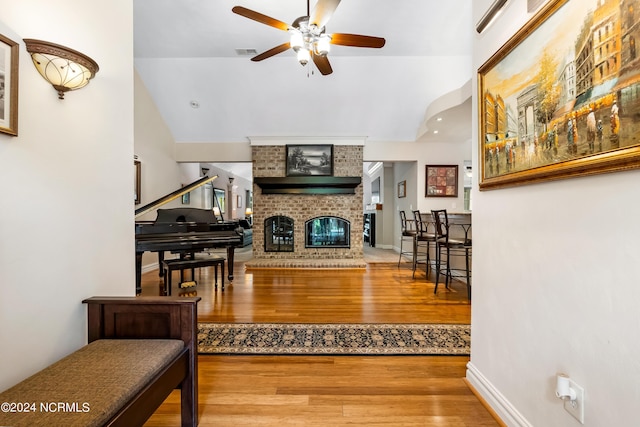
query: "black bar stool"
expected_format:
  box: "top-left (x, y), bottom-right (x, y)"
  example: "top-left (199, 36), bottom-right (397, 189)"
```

top-left (412, 210), bottom-right (436, 278)
top-left (431, 209), bottom-right (471, 300)
top-left (398, 210), bottom-right (416, 267)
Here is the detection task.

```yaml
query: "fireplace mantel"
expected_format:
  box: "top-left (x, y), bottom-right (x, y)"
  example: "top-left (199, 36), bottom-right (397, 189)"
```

top-left (254, 176), bottom-right (361, 194)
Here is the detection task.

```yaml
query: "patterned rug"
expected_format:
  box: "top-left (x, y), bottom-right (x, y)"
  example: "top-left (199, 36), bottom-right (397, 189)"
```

top-left (198, 323), bottom-right (470, 355)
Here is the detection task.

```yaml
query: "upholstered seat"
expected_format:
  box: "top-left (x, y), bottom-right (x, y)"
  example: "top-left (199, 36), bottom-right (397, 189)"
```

top-left (0, 339), bottom-right (185, 427)
top-left (162, 254), bottom-right (226, 294)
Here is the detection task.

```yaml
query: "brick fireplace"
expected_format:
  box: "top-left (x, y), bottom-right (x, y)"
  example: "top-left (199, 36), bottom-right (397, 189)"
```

top-left (246, 144), bottom-right (365, 268)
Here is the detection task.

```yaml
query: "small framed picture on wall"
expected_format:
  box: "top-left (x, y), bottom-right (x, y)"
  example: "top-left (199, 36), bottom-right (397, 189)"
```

top-left (397, 180), bottom-right (406, 198)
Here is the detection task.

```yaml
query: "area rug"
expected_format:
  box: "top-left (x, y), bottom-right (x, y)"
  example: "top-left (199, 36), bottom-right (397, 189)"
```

top-left (198, 323), bottom-right (470, 355)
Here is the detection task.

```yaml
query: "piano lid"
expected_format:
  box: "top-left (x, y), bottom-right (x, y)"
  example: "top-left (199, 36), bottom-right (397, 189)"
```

top-left (134, 175), bottom-right (218, 218)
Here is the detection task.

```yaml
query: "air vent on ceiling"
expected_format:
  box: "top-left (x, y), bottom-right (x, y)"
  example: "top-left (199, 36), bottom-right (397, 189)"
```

top-left (235, 48), bottom-right (258, 56)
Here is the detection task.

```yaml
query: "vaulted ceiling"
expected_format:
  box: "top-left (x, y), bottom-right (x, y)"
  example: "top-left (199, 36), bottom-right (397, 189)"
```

top-left (133, 0), bottom-right (473, 145)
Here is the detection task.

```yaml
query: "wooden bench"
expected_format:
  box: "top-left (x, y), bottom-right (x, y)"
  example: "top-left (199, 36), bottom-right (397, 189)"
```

top-left (0, 296), bottom-right (201, 427)
top-left (162, 255), bottom-right (225, 295)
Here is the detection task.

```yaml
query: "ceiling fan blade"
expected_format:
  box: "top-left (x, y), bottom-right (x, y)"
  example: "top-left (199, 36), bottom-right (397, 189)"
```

top-left (312, 53), bottom-right (333, 75)
top-left (232, 6), bottom-right (290, 31)
top-left (330, 33), bottom-right (386, 48)
top-left (251, 42), bottom-right (291, 62)
top-left (310, 0), bottom-right (341, 28)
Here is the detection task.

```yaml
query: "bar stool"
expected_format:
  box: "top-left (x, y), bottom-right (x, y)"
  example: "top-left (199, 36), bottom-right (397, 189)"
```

top-left (398, 210), bottom-right (417, 267)
top-left (431, 209), bottom-right (471, 300)
top-left (412, 210), bottom-right (436, 278)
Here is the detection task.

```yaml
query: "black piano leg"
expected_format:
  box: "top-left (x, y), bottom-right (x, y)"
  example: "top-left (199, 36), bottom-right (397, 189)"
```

top-left (227, 246), bottom-right (235, 281)
top-left (135, 252), bottom-right (143, 295)
top-left (158, 252), bottom-right (165, 277)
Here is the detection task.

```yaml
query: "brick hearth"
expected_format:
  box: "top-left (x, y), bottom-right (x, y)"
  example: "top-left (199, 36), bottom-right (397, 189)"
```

top-left (247, 144), bottom-right (364, 268)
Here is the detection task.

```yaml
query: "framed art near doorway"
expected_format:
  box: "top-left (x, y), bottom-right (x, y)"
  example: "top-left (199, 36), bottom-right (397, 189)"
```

top-left (426, 165), bottom-right (458, 197)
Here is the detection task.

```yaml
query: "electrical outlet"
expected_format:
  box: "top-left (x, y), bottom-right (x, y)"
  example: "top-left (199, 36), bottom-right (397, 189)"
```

top-left (564, 379), bottom-right (585, 424)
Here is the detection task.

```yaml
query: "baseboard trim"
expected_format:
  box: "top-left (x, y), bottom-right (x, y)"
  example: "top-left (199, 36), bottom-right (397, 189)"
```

top-left (142, 263), bottom-right (158, 275)
top-left (466, 362), bottom-right (533, 427)
top-left (373, 244), bottom-right (394, 250)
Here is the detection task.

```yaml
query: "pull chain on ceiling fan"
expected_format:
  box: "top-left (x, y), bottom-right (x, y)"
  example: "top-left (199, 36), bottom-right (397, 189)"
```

top-left (232, 0), bottom-right (385, 76)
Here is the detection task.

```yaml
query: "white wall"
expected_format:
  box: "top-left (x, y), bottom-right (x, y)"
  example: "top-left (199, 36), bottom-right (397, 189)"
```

top-left (364, 140), bottom-right (472, 213)
top-left (469, 1), bottom-right (640, 426)
top-left (0, 0), bottom-right (133, 391)
top-left (393, 161), bottom-right (418, 253)
top-left (134, 71), bottom-right (185, 272)
top-left (365, 140), bottom-right (472, 253)
top-left (134, 71), bottom-right (183, 217)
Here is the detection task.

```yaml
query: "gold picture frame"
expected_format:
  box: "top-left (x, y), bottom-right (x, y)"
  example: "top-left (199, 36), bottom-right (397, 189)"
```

top-left (478, 0), bottom-right (640, 190)
top-left (0, 33), bottom-right (19, 136)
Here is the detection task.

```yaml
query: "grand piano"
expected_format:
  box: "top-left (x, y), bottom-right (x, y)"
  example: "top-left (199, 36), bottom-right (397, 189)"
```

top-left (134, 176), bottom-right (244, 294)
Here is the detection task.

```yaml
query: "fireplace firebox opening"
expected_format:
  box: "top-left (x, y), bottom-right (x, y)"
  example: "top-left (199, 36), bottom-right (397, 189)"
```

top-left (305, 216), bottom-right (350, 248)
top-left (265, 216), bottom-right (294, 252)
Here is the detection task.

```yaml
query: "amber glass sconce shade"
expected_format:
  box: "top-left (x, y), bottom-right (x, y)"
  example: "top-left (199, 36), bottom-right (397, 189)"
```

top-left (24, 39), bottom-right (99, 99)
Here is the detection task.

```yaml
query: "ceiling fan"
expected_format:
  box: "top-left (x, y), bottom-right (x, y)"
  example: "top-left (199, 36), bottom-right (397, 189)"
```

top-left (232, 0), bottom-right (386, 75)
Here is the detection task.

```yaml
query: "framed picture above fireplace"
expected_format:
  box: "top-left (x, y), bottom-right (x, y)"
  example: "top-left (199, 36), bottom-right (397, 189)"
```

top-left (286, 144), bottom-right (333, 176)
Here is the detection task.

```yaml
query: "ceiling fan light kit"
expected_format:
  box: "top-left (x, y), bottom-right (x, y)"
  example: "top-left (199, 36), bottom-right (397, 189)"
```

top-left (232, 0), bottom-right (385, 76)
top-left (288, 17), bottom-right (332, 66)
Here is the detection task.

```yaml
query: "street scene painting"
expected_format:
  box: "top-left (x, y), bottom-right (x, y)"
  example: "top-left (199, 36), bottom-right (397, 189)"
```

top-left (286, 145), bottom-right (333, 176)
top-left (479, 0), bottom-right (640, 189)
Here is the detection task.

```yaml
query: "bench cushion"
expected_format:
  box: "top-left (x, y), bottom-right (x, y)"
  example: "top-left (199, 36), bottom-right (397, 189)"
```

top-left (0, 339), bottom-right (184, 427)
top-left (163, 255), bottom-right (225, 269)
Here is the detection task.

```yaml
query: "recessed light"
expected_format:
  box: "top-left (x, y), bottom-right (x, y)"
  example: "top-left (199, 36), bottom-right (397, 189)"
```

top-left (433, 130), bottom-right (439, 134)
top-left (436, 117), bottom-right (443, 122)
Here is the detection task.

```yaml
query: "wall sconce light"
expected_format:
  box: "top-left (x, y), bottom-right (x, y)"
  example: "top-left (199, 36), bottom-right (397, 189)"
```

top-left (24, 39), bottom-right (99, 99)
top-left (476, 0), bottom-right (508, 33)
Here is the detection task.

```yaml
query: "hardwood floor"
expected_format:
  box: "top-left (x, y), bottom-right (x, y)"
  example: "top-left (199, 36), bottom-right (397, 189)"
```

top-left (141, 249), bottom-right (498, 426)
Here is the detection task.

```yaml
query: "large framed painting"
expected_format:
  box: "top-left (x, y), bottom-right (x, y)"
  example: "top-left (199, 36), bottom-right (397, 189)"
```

top-left (426, 165), bottom-right (458, 197)
top-left (286, 144), bottom-right (333, 176)
top-left (478, 0), bottom-right (640, 190)
top-left (0, 33), bottom-right (18, 136)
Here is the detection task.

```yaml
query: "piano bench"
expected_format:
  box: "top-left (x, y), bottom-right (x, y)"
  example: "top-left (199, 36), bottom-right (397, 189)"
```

top-left (162, 256), bottom-right (226, 295)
